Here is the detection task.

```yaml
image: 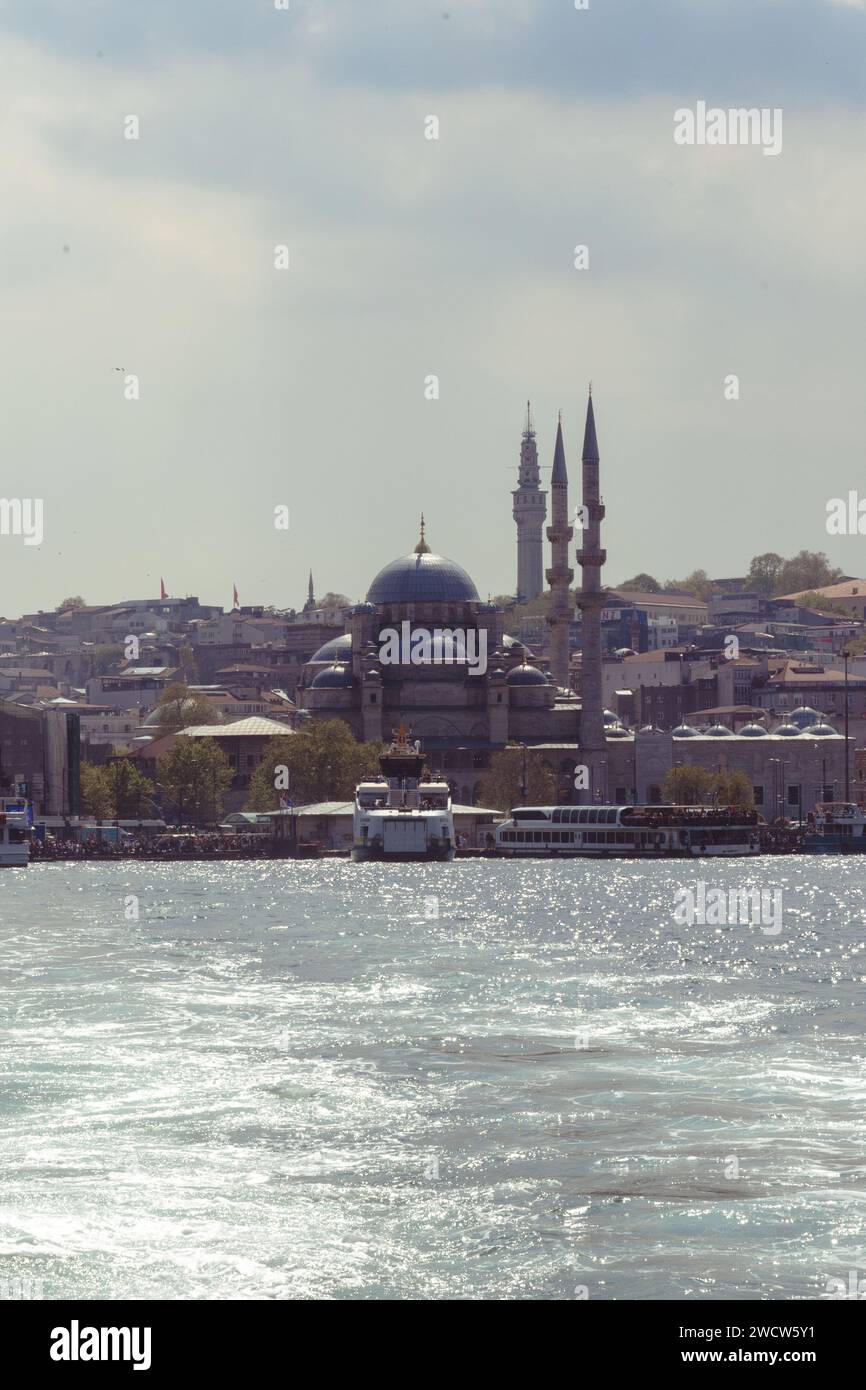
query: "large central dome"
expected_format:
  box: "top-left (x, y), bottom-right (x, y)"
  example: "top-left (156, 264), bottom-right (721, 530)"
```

top-left (366, 519), bottom-right (479, 604)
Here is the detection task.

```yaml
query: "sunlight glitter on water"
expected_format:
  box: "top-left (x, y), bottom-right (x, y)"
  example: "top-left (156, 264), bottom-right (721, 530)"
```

top-left (1, 857), bottom-right (865, 1299)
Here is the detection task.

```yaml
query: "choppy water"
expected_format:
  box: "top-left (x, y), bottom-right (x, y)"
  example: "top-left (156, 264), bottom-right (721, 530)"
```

top-left (1, 858), bottom-right (865, 1301)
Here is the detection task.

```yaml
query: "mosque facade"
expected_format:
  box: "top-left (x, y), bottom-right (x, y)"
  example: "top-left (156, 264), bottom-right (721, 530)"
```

top-left (299, 392), bottom-right (847, 813)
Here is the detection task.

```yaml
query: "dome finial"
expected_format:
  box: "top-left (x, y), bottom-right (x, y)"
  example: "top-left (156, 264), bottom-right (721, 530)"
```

top-left (414, 513), bottom-right (430, 554)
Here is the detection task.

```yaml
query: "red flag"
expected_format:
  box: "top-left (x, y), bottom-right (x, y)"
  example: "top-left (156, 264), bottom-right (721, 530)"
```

top-left (160, 577), bottom-right (167, 600)
top-left (233, 583), bottom-right (239, 609)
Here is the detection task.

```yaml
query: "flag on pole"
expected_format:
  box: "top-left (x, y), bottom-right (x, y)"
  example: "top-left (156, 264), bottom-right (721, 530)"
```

top-left (233, 583), bottom-right (239, 609)
top-left (160, 578), bottom-right (167, 600)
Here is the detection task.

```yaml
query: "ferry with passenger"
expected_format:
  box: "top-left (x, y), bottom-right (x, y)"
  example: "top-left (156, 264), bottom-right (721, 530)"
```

top-left (352, 725), bottom-right (454, 862)
top-left (801, 802), bottom-right (866, 854)
top-left (0, 797), bottom-right (31, 867)
top-left (494, 803), bottom-right (761, 858)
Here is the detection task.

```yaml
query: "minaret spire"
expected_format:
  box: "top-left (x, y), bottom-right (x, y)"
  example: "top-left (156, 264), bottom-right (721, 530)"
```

top-left (574, 387), bottom-right (608, 803)
top-left (545, 416), bottom-right (573, 691)
top-left (512, 400), bottom-right (547, 603)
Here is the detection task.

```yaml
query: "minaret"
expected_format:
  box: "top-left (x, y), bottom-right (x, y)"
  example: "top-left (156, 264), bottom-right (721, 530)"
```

top-left (574, 388), bottom-right (607, 803)
top-left (545, 413), bottom-right (573, 690)
top-left (511, 402), bottom-right (547, 602)
top-left (303, 571), bottom-right (315, 613)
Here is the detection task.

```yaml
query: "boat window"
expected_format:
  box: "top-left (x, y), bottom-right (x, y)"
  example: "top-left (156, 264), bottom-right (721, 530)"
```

top-left (606, 809), bottom-right (617, 824)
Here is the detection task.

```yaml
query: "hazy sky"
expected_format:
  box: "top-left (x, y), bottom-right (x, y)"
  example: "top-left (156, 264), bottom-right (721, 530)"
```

top-left (2, 0), bottom-right (866, 616)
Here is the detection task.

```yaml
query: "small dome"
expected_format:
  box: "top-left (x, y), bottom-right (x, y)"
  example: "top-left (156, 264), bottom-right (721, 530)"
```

top-left (774, 722), bottom-right (802, 737)
top-left (704, 723), bottom-right (734, 737)
top-left (352, 602), bottom-right (376, 616)
top-left (603, 708), bottom-right (621, 726)
top-left (808, 723), bottom-right (838, 737)
top-left (605, 725), bottom-right (631, 739)
top-left (739, 723), bottom-right (769, 737)
top-left (672, 723), bottom-right (699, 737)
top-left (310, 663), bottom-right (357, 689)
top-left (367, 551), bottom-right (479, 604)
top-left (477, 601), bottom-right (497, 613)
top-left (502, 634), bottom-right (527, 652)
top-left (614, 647), bottom-right (636, 658)
top-left (142, 698), bottom-right (203, 728)
top-left (309, 633), bottom-right (352, 663)
top-left (506, 663), bottom-right (548, 686)
top-left (789, 705), bottom-right (822, 728)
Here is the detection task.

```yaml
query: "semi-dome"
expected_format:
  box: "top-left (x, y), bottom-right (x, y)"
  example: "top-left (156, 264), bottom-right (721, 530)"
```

top-left (309, 633), bottom-right (352, 664)
top-left (790, 705), bottom-right (822, 728)
top-left (672, 723), bottom-right (699, 737)
top-left (739, 723), bottom-right (769, 737)
top-left (502, 634), bottom-right (527, 652)
top-left (366, 520), bottom-right (479, 604)
top-left (310, 663), bottom-right (357, 689)
top-left (506, 663), bottom-right (548, 686)
top-left (774, 722), bottom-right (802, 737)
top-left (704, 723), bottom-right (734, 737)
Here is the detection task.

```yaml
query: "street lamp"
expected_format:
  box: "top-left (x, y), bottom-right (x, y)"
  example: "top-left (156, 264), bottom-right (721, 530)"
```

top-left (843, 647), bottom-right (851, 800)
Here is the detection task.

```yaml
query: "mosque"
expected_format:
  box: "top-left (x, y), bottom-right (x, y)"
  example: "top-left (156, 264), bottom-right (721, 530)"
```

top-left (299, 391), bottom-right (847, 813)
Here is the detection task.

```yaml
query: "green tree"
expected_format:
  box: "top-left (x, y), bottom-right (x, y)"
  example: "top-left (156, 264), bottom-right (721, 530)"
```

top-left (664, 569), bottom-right (712, 601)
top-left (80, 762), bottom-right (113, 817)
top-left (245, 720), bottom-right (381, 810)
top-left (617, 573), bottom-right (661, 593)
top-left (88, 644), bottom-right (125, 677)
top-left (476, 746), bottom-right (556, 812)
top-left (774, 550), bottom-right (842, 596)
top-left (158, 738), bottom-right (233, 825)
top-left (664, 765), bottom-right (715, 805)
top-left (105, 759), bottom-right (155, 818)
top-left (713, 769), bottom-right (755, 810)
top-left (746, 552), bottom-right (785, 596)
top-left (154, 682), bottom-right (223, 736)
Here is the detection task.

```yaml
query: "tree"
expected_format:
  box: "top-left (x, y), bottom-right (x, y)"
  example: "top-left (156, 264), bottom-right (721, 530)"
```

top-left (80, 762), bottom-right (113, 817)
top-left (476, 746), bottom-right (556, 812)
top-left (664, 569), bottom-right (712, 601)
top-left (153, 683), bottom-right (223, 736)
top-left (664, 765), bottom-right (715, 805)
top-left (617, 573), bottom-right (661, 593)
top-left (713, 769), bottom-right (754, 810)
top-left (795, 591), bottom-right (850, 616)
top-left (246, 721), bottom-right (381, 810)
top-left (746, 552), bottom-right (785, 596)
top-left (320, 592), bottom-right (351, 608)
top-left (88, 644), bottom-right (125, 677)
top-left (774, 550), bottom-right (842, 596)
top-left (158, 738), bottom-right (233, 825)
top-left (57, 595), bottom-right (86, 612)
top-left (106, 759), bottom-right (155, 818)
top-left (664, 764), bottom-right (755, 809)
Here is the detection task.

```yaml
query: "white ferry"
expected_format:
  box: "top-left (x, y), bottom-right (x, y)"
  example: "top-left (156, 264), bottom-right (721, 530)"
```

top-left (352, 725), bottom-right (454, 862)
top-left (802, 802), bottom-right (866, 854)
top-left (494, 803), bottom-right (761, 858)
top-left (0, 797), bottom-right (31, 867)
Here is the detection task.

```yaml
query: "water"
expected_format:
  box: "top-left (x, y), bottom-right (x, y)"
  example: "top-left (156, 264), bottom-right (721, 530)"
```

top-left (1, 858), bottom-right (865, 1301)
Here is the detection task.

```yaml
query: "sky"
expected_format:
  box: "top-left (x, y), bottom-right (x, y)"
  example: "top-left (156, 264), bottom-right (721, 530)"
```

top-left (1, 0), bottom-right (866, 616)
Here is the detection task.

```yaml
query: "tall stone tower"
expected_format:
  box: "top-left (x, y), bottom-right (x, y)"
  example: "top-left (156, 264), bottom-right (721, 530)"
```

top-left (574, 389), bottom-right (608, 803)
top-left (545, 414), bottom-right (574, 691)
top-left (511, 402), bottom-right (547, 602)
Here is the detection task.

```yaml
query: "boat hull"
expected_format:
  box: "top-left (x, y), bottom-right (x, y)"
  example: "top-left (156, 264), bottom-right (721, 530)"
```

top-left (351, 845), bottom-right (455, 863)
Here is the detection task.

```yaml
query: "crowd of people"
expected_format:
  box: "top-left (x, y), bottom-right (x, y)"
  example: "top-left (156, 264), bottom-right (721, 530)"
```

top-left (29, 832), bottom-right (283, 861)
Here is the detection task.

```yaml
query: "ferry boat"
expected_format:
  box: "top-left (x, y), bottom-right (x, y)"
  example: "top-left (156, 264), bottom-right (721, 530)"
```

top-left (494, 803), bottom-right (761, 858)
top-left (0, 797), bottom-right (31, 867)
top-left (801, 802), bottom-right (866, 854)
top-left (352, 726), bottom-right (454, 862)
